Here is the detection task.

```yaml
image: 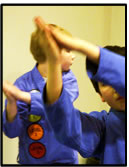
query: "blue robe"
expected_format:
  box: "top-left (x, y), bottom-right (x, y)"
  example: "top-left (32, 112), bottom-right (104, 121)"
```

top-left (43, 48), bottom-right (125, 164)
top-left (3, 64), bottom-right (79, 164)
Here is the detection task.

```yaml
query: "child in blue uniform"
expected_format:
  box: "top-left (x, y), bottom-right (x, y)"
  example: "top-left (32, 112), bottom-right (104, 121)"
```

top-left (3, 23), bottom-right (79, 164)
top-left (34, 17), bottom-right (125, 165)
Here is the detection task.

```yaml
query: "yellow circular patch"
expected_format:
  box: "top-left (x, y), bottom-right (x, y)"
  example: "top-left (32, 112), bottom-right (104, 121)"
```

top-left (28, 114), bottom-right (41, 122)
top-left (28, 124), bottom-right (44, 140)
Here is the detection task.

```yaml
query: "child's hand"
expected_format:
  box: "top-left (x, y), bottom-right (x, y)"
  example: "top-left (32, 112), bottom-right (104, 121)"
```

top-left (50, 25), bottom-right (100, 64)
top-left (34, 16), bottom-right (61, 65)
top-left (3, 81), bottom-right (16, 103)
top-left (49, 25), bottom-right (82, 52)
top-left (3, 81), bottom-right (31, 122)
top-left (3, 81), bottom-right (18, 122)
top-left (3, 81), bottom-right (31, 104)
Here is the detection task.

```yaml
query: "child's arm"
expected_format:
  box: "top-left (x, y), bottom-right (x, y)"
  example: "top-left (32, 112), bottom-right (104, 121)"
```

top-left (50, 25), bottom-right (100, 64)
top-left (50, 27), bottom-right (125, 97)
top-left (86, 48), bottom-right (125, 97)
top-left (43, 87), bottom-right (106, 158)
top-left (35, 17), bottom-right (102, 157)
top-left (3, 81), bottom-right (31, 138)
top-left (35, 17), bottom-right (63, 104)
top-left (3, 81), bottom-right (31, 122)
top-left (35, 17), bottom-right (125, 159)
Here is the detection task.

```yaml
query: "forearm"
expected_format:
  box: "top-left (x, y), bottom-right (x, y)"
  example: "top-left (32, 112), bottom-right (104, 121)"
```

top-left (50, 26), bottom-right (100, 64)
top-left (46, 63), bottom-right (62, 104)
top-left (3, 107), bottom-right (23, 138)
top-left (76, 38), bottom-right (100, 64)
top-left (87, 47), bottom-right (125, 97)
top-left (19, 91), bottom-right (31, 104)
top-left (3, 81), bottom-right (31, 104)
top-left (6, 101), bottom-right (17, 122)
top-left (5, 91), bottom-right (30, 122)
top-left (43, 87), bottom-right (105, 158)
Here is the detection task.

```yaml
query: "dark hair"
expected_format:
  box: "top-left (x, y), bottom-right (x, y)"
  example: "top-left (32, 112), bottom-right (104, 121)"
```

top-left (90, 45), bottom-right (125, 93)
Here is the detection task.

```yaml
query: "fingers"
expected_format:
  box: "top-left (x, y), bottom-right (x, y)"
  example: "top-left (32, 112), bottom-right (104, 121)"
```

top-left (45, 28), bottom-right (55, 46)
top-left (34, 16), bottom-right (60, 62)
top-left (45, 28), bottom-right (60, 58)
top-left (3, 81), bottom-right (11, 93)
top-left (34, 16), bottom-right (50, 47)
top-left (50, 25), bottom-right (81, 52)
top-left (50, 28), bottom-right (75, 50)
top-left (34, 16), bottom-right (78, 52)
top-left (34, 16), bottom-right (46, 31)
top-left (3, 81), bottom-right (16, 102)
top-left (3, 81), bottom-right (12, 96)
top-left (34, 16), bottom-right (57, 47)
top-left (3, 81), bottom-right (19, 99)
top-left (5, 91), bottom-right (16, 102)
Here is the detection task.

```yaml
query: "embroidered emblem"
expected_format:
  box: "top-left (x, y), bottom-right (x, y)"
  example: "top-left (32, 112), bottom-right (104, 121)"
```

top-left (28, 114), bottom-right (41, 122)
top-left (29, 142), bottom-right (46, 158)
top-left (27, 124), bottom-right (44, 140)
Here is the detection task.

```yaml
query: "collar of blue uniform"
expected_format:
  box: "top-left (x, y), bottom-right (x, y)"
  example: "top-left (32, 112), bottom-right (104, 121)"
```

top-left (31, 64), bottom-right (46, 92)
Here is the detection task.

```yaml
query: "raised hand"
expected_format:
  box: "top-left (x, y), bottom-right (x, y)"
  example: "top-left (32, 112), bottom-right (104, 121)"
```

top-left (34, 16), bottom-right (61, 65)
top-left (49, 24), bottom-right (100, 64)
top-left (34, 16), bottom-right (63, 104)
top-left (49, 24), bottom-right (82, 52)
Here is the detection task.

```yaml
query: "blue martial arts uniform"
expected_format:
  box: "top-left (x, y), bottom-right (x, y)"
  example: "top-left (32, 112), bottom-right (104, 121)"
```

top-left (43, 48), bottom-right (125, 165)
top-left (3, 64), bottom-right (79, 164)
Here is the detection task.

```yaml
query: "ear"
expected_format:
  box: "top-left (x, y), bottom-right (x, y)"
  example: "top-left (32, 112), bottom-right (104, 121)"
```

top-left (98, 93), bottom-right (105, 102)
top-left (100, 96), bottom-right (105, 102)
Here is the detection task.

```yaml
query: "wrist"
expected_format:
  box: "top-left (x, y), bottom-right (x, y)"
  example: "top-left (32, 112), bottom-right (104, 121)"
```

top-left (6, 114), bottom-right (16, 123)
top-left (6, 101), bottom-right (17, 122)
top-left (79, 39), bottom-right (100, 64)
top-left (46, 63), bottom-right (62, 104)
top-left (73, 38), bottom-right (85, 52)
top-left (48, 61), bottom-right (61, 70)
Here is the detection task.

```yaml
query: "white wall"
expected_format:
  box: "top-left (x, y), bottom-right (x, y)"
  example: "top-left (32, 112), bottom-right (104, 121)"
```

top-left (110, 6), bottom-right (125, 45)
top-left (3, 5), bottom-right (125, 164)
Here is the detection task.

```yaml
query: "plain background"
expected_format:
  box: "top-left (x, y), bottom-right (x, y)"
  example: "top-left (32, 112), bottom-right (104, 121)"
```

top-left (3, 5), bottom-right (125, 164)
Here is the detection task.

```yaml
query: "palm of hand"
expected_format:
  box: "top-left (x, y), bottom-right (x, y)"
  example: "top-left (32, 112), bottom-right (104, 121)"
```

top-left (39, 29), bottom-right (61, 64)
top-left (3, 81), bottom-right (21, 102)
top-left (34, 17), bottom-right (61, 64)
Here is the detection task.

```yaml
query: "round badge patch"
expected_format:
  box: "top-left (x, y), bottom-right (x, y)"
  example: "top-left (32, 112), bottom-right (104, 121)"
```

top-left (28, 114), bottom-right (41, 122)
top-left (28, 124), bottom-right (44, 140)
top-left (29, 142), bottom-right (46, 158)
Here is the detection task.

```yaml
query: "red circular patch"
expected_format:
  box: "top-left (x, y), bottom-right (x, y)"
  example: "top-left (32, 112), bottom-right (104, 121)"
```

top-left (29, 142), bottom-right (46, 158)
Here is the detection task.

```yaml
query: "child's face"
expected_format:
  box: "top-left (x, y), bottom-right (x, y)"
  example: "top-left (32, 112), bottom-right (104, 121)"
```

top-left (60, 48), bottom-right (75, 71)
top-left (98, 82), bottom-right (125, 111)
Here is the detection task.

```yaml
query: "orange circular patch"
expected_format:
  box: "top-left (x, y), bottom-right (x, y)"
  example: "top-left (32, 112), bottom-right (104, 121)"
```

top-left (29, 142), bottom-right (46, 158)
top-left (27, 124), bottom-right (44, 140)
